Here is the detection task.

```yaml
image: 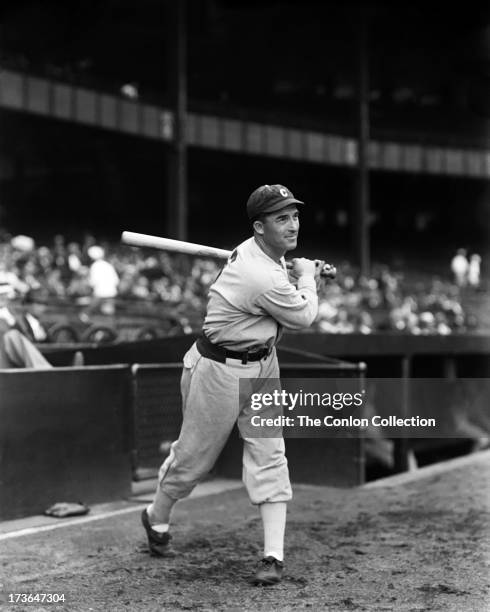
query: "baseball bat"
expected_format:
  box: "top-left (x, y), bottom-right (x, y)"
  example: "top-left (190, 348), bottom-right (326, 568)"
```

top-left (121, 231), bottom-right (337, 278)
top-left (121, 231), bottom-right (231, 259)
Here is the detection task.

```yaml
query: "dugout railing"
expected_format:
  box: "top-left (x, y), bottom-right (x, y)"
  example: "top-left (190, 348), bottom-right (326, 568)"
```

top-left (39, 332), bottom-right (490, 481)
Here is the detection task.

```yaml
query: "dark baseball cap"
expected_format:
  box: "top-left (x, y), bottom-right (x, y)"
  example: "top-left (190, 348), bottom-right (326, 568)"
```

top-left (246, 184), bottom-right (305, 220)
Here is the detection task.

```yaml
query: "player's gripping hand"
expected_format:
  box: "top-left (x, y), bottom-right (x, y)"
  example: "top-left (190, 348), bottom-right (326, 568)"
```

top-left (314, 260), bottom-right (326, 280)
top-left (291, 258), bottom-right (316, 278)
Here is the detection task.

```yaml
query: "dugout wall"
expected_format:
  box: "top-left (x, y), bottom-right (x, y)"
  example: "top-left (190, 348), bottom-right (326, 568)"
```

top-left (0, 365), bottom-right (132, 521)
top-left (130, 348), bottom-right (367, 488)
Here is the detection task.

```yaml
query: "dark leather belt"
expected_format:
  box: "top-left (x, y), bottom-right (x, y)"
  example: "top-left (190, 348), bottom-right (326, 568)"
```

top-left (196, 334), bottom-right (271, 364)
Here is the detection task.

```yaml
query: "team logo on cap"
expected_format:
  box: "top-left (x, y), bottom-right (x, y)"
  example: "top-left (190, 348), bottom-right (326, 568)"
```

top-left (279, 188), bottom-right (288, 197)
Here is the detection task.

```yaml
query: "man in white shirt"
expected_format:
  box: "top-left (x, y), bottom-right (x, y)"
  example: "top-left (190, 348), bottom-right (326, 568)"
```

top-left (468, 254), bottom-right (481, 289)
top-left (450, 248), bottom-right (469, 287)
top-left (87, 246), bottom-right (119, 315)
top-left (142, 184), bottom-right (324, 585)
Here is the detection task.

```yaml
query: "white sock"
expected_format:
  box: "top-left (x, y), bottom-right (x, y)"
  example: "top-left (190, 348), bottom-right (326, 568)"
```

top-left (148, 485), bottom-right (176, 525)
top-left (147, 504), bottom-right (169, 533)
top-left (264, 551), bottom-right (284, 562)
top-left (260, 501), bottom-right (286, 562)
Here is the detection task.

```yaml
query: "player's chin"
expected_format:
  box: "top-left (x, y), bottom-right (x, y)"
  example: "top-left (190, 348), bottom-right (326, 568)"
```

top-left (284, 236), bottom-right (298, 250)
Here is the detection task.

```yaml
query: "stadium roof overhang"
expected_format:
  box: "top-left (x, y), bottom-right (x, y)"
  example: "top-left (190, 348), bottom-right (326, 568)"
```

top-left (1, 69), bottom-right (488, 179)
top-left (1, 0), bottom-right (489, 147)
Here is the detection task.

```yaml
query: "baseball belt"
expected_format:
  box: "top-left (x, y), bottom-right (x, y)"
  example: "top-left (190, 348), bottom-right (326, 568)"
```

top-left (196, 334), bottom-right (272, 365)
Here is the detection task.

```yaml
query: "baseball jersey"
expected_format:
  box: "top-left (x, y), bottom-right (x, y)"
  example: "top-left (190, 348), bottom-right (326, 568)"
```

top-left (203, 237), bottom-right (318, 351)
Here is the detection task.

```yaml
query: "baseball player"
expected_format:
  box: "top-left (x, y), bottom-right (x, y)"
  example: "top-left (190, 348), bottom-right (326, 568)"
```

top-left (142, 184), bottom-right (323, 585)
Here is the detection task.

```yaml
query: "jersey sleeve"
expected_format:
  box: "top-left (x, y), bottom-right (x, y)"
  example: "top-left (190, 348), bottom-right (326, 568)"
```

top-left (255, 274), bottom-right (318, 330)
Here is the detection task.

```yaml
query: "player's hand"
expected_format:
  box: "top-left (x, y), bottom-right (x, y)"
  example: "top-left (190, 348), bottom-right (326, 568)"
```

top-left (321, 263), bottom-right (337, 279)
top-left (291, 258), bottom-right (316, 277)
top-left (314, 260), bottom-right (326, 280)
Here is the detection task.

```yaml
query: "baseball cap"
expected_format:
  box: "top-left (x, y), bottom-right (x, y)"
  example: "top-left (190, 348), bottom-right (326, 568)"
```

top-left (246, 184), bottom-right (304, 220)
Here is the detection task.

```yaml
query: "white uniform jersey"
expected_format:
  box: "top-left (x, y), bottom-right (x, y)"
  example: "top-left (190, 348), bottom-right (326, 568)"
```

top-left (203, 237), bottom-right (318, 351)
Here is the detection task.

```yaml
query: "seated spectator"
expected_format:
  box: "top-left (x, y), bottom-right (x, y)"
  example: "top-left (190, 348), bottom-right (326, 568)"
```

top-left (0, 259), bottom-right (25, 294)
top-left (67, 242), bottom-right (83, 274)
top-left (0, 231), bottom-right (484, 338)
top-left (45, 268), bottom-right (67, 298)
top-left (132, 276), bottom-right (152, 300)
top-left (0, 282), bottom-right (51, 368)
top-left (356, 310), bottom-right (374, 334)
top-left (67, 266), bottom-right (91, 299)
top-left (434, 312), bottom-right (451, 335)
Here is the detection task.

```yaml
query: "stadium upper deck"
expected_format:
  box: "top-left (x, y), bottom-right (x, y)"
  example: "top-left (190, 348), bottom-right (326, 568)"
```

top-left (0, 0), bottom-right (488, 247)
top-left (1, 0), bottom-right (488, 147)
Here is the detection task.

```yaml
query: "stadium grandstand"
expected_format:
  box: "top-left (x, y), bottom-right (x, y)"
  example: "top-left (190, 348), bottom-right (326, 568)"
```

top-left (0, 0), bottom-right (488, 245)
top-left (0, 0), bottom-right (488, 340)
top-left (1, 4), bottom-right (490, 589)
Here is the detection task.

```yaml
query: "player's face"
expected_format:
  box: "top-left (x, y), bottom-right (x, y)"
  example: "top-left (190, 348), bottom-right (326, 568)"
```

top-left (259, 205), bottom-right (300, 254)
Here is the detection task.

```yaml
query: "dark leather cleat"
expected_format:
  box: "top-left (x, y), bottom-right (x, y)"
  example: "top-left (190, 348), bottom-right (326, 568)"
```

top-left (252, 556), bottom-right (284, 586)
top-left (141, 509), bottom-right (172, 557)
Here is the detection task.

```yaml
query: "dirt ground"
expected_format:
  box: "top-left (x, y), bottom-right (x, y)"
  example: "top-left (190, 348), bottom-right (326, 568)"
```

top-left (1, 456), bottom-right (489, 612)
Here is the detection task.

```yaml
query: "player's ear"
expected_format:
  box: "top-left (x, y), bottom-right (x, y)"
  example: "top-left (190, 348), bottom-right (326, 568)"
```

top-left (253, 219), bottom-right (264, 235)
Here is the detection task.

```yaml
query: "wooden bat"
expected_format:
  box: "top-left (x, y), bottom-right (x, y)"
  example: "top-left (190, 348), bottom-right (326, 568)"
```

top-left (121, 231), bottom-right (337, 278)
top-left (121, 231), bottom-right (231, 259)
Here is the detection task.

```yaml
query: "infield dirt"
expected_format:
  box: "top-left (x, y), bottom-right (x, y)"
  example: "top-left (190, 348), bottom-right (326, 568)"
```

top-left (1, 454), bottom-right (489, 611)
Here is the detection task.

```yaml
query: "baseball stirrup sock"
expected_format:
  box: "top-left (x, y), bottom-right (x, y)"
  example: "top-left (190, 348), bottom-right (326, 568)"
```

top-left (260, 501), bottom-right (286, 562)
top-left (149, 486), bottom-right (176, 524)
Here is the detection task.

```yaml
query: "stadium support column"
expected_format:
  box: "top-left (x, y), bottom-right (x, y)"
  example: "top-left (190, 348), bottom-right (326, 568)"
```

top-left (165, 0), bottom-right (188, 240)
top-left (354, 13), bottom-right (370, 277)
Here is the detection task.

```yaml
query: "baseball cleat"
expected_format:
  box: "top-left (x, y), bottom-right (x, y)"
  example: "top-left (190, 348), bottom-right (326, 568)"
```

top-left (141, 509), bottom-right (172, 557)
top-left (252, 556), bottom-right (284, 586)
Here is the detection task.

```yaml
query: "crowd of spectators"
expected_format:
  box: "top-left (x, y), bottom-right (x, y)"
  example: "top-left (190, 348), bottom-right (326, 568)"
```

top-left (315, 262), bottom-right (478, 335)
top-left (0, 231), bottom-right (484, 339)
